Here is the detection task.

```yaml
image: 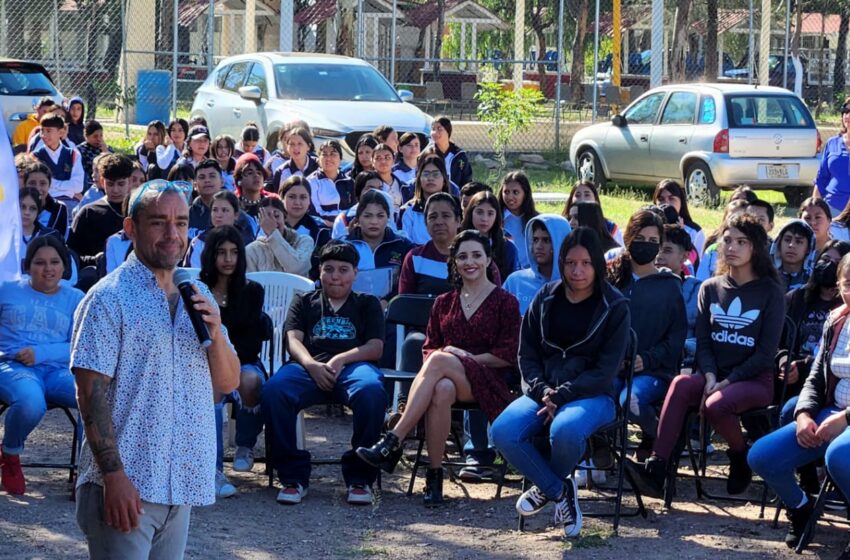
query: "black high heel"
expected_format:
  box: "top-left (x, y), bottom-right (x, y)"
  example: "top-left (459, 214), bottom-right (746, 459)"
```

top-left (356, 432), bottom-right (403, 473)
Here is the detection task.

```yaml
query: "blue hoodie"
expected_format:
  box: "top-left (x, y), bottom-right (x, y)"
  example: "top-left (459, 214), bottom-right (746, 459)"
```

top-left (503, 215), bottom-right (572, 315)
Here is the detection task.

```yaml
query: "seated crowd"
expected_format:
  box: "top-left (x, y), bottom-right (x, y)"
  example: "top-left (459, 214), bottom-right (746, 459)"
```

top-left (5, 99), bottom-right (850, 557)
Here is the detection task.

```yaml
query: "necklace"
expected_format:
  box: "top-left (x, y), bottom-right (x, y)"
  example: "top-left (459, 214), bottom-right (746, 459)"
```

top-left (462, 286), bottom-right (488, 310)
top-left (213, 288), bottom-right (228, 307)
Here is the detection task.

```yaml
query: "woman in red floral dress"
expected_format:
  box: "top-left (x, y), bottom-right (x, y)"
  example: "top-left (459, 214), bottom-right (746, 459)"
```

top-left (357, 229), bottom-right (521, 505)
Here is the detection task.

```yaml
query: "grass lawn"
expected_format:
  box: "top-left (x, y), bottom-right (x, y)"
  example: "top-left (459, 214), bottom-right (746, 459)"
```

top-left (472, 161), bottom-right (796, 234)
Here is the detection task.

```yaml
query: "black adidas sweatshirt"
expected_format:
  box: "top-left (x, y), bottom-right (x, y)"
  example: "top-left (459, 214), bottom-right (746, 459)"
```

top-left (695, 274), bottom-right (785, 383)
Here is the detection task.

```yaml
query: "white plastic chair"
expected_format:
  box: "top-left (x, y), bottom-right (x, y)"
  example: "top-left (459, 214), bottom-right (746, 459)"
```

top-left (246, 271), bottom-right (314, 450)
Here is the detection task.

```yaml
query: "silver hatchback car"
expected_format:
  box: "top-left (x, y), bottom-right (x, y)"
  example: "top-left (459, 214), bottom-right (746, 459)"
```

top-left (569, 83), bottom-right (821, 206)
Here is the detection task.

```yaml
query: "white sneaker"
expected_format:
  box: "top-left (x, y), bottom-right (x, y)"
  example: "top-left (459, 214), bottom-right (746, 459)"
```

top-left (276, 483), bottom-right (307, 505)
top-left (215, 471), bottom-right (237, 499)
top-left (233, 446), bottom-right (255, 472)
top-left (575, 460), bottom-right (607, 488)
top-left (347, 484), bottom-right (373, 505)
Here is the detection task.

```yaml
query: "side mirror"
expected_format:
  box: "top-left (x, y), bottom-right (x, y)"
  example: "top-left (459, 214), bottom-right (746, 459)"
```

top-left (238, 86), bottom-right (263, 102)
top-left (612, 114), bottom-right (627, 127)
top-left (398, 89), bottom-right (414, 102)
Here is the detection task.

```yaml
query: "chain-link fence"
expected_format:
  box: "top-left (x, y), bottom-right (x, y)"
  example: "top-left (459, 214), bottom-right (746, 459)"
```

top-left (2, 0), bottom-right (850, 156)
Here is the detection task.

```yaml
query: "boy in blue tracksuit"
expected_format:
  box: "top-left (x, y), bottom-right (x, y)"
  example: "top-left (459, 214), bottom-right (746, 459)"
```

top-left (459, 214), bottom-right (572, 482)
top-left (503, 215), bottom-right (572, 315)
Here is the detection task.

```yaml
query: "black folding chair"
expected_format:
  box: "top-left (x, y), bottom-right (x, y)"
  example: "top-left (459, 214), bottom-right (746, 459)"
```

top-left (518, 329), bottom-right (647, 535)
top-left (0, 400), bottom-right (79, 485)
top-left (669, 316), bottom-right (796, 511)
top-left (795, 472), bottom-right (850, 553)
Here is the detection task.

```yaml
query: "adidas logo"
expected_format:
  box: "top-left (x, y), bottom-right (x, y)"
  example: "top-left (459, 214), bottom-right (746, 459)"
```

top-left (709, 297), bottom-right (759, 330)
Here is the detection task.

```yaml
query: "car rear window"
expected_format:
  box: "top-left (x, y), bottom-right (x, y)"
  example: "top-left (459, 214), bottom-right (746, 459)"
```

top-left (725, 94), bottom-right (814, 128)
top-left (274, 63), bottom-right (399, 102)
top-left (0, 64), bottom-right (58, 96)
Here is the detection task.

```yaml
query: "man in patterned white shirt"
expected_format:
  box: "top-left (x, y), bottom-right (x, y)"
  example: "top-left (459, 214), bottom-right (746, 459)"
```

top-left (71, 181), bottom-right (240, 559)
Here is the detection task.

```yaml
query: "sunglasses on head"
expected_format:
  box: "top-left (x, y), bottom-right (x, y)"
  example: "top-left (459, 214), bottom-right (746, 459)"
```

top-left (842, 107), bottom-right (850, 115)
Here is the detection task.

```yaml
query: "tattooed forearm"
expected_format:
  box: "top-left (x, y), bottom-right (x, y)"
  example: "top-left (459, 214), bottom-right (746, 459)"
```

top-left (76, 369), bottom-right (124, 475)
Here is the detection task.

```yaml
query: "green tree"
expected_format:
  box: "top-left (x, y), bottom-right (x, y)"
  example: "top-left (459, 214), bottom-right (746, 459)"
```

top-left (476, 81), bottom-right (544, 167)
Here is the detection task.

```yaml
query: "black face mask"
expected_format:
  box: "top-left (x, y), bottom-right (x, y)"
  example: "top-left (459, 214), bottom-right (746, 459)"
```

top-left (813, 260), bottom-right (838, 287)
top-left (629, 240), bottom-right (660, 266)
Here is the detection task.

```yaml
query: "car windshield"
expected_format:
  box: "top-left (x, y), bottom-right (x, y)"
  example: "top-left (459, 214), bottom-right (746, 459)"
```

top-left (273, 63), bottom-right (399, 102)
top-left (726, 94), bottom-right (814, 128)
top-left (0, 64), bottom-right (58, 96)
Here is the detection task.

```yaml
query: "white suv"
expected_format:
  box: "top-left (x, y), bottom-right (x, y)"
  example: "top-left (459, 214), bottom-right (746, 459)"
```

top-left (191, 53), bottom-right (432, 155)
top-left (569, 83), bottom-right (821, 206)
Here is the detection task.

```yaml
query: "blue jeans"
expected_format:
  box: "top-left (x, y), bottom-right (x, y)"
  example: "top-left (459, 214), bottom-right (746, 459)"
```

top-left (780, 395), bottom-right (800, 427)
top-left (0, 361), bottom-right (78, 454)
top-left (492, 394), bottom-right (616, 500)
top-left (614, 375), bottom-right (668, 438)
top-left (261, 361), bottom-right (386, 488)
top-left (463, 410), bottom-right (496, 465)
top-left (215, 364), bottom-right (265, 472)
top-left (749, 406), bottom-right (850, 507)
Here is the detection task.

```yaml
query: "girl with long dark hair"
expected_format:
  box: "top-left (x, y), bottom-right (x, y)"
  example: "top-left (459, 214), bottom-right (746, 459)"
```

top-left (499, 171), bottom-right (539, 268)
top-left (200, 225), bottom-right (267, 498)
top-left (461, 191), bottom-right (520, 280)
top-left (566, 201), bottom-right (619, 252)
top-left (653, 179), bottom-right (704, 255)
top-left (633, 214), bottom-right (785, 498)
top-left (562, 181), bottom-right (623, 245)
top-left (356, 230), bottom-right (520, 506)
top-left (492, 227), bottom-right (630, 538)
top-left (399, 153), bottom-right (451, 244)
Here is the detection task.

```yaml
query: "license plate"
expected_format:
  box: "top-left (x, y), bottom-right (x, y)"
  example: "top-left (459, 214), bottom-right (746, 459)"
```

top-left (765, 165), bottom-right (789, 179)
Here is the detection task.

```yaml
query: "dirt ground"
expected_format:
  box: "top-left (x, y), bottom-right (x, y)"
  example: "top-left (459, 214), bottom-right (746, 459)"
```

top-left (1, 407), bottom-right (848, 560)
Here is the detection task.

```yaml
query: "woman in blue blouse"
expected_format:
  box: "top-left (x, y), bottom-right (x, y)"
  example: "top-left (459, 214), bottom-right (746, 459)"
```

top-left (0, 236), bottom-right (84, 495)
top-left (815, 96), bottom-right (850, 217)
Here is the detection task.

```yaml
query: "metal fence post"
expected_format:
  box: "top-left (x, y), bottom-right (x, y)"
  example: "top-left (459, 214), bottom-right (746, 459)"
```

top-left (121, 0), bottom-right (129, 136)
top-left (592, 0), bottom-right (600, 122)
top-left (783, 0), bottom-right (790, 89)
top-left (390, 0), bottom-right (397, 86)
top-left (650, 0), bottom-right (663, 89)
top-left (357, 0), bottom-right (364, 58)
top-left (554, 0), bottom-right (565, 154)
top-left (52, 0), bottom-right (59, 88)
top-left (172, 0), bottom-right (178, 119)
top-left (208, 0), bottom-right (215, 71)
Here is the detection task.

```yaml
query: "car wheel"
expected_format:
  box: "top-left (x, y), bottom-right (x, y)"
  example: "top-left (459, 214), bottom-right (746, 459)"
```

top-left (685, 162), bottom-right (720, 207)
top-left (783, 186), bottom-right (809, 209)
top-left (577, 149), bottom-right (607, 190)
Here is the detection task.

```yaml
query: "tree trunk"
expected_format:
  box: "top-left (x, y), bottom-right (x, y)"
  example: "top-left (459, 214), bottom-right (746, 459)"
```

top-left (704, 0), bottom-right (718, 80)
top-left (570, 0), bottom-right (589, 101)
top-left (156, 0), bottom-right (173, 70)
top-left (816, 9), bottom-right (826, 118)
top-left (337, 0), bottom-right (356, 56)
top-left (834, 8), bottom-right (849, 102)
top-left (434, 0), bottom-right (446, 77)
top-left (671, 0), bottom-right (693, 81)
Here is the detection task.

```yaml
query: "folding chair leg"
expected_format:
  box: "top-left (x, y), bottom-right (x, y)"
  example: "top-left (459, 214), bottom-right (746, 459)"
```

top-left (772, 501), bottom-right (783, 528)
top-left (517, 477), bottom-right (529, 532)
top-left (494, 460), bottom-right (507, 500)
top-left (795, 477), bottom-right (831, 554)
top-left (407, 438), bottom-right (426, 496)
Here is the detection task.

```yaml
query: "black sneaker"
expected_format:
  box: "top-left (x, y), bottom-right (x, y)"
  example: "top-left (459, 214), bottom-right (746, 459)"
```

top-left (785, 497), bottom-right (815, 549)
top-left (515, 484), bottom-right (550, 517)
top-left (554, 477), bottom-right (582, 538)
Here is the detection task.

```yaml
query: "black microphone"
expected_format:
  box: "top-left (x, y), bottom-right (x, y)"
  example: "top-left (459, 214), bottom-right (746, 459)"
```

top-left (173, 268), bottom-right (212, 348)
